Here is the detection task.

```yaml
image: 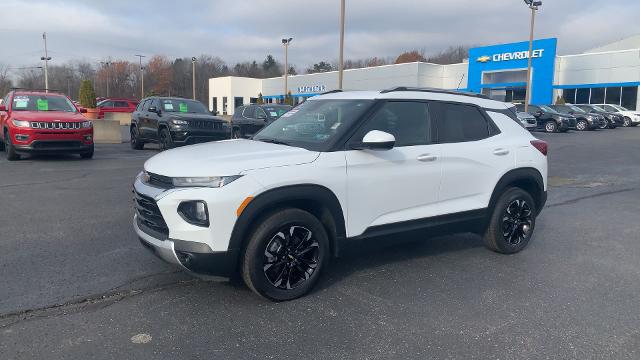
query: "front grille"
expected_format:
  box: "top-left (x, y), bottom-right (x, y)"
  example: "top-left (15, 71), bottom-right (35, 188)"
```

top-left (134, 191), bottom-right (169, 237)
top-left (526, 119), bottom-right (536, 124)
top-left (147, 172), bottom-right (174, 189)
top-left (32, 141), bottom-right (83, 149)
top-left (188, 120), bottom-right (224, 130)
top-left (31, 121), bottom-right (81, 130)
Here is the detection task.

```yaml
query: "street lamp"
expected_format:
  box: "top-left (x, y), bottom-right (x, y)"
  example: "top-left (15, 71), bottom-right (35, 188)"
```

top-left (523, 0), bottom-right (542, 114)
top-left (338, 0), bottom-right (345, 90)
top-left (192, 56), bottom-right (197, 100)
top-left (135, 54), bottom-right (146, 99)
top-left (100, 61), bottom-right (112, 97)
top-left (282, 38), bottom-right (293, 103)
top-left (41, 32), bottom-right (51, 93)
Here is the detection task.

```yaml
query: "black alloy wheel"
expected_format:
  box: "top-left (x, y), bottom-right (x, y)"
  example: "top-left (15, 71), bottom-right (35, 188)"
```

top-left (544, 120), bottom-right (557, 133)
top-left (263, 225), bottom-right (320, 290)
top-left (575, 119), bottom-right (588, 131)
top-left (130, 126), bottom-right (144, 150)
top-left (232, 128), bottom-right (242, 139)
top-left (159, 128), bottom-right (174, 150)
top-left (501, 199), bottom-right (533, 246)
top-left (5, 132), bottom-right (19, 161)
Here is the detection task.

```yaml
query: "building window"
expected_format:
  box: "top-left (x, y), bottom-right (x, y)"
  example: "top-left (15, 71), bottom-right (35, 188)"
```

top-left (234, 97), bottom-right (243, 110)
top-left (222, 97), bottom-right (228, 115)
top-left (590, 88), bottom-right (605, 104)
top-left (605, 87), bottom-right (621, 105)
top-left (621, 86), bottom-right (638, 110)
top-left (562, 89), bottom-right (576, 103)
top-left (250, 97), bottom-right (258, 104)
top-left (576, 88), bottom-right (590, 104)
top-left (212, 97), bottom-right (218, 114)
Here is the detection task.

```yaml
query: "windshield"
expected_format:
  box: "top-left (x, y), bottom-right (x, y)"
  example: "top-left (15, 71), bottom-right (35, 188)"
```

top-left (538, 105), bottom-right (560, 114)
top-left (609, 104), bottom-right (628, 111)
top-left (591, 105), bottom-right (607, 112)
top-left (159, 99), bottom-right (208, 114)
top-left (263, 105), bottom-right (292, 119)
top-left (12, 95), bottom-right (77, 112)
top-left (567, 105), bottom-right (586, 113)
top-left (253, 99), bottom-right (374, 151)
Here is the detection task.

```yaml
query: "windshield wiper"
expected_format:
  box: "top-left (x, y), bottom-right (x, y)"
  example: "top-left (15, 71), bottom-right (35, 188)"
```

top-left (256, 138), bottom-right (291, 146)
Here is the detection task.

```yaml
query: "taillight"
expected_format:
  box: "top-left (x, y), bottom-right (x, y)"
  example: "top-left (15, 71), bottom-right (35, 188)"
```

top-left (530, 140), bottom-right (548, 156)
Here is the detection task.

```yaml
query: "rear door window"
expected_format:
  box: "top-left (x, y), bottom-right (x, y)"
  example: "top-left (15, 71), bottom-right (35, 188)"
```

top-left (434, 102), bottom-right (491, 143)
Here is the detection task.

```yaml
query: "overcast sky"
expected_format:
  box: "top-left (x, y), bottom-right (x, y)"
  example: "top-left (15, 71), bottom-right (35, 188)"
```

top-left (2, 0), bottom-right (639, 70)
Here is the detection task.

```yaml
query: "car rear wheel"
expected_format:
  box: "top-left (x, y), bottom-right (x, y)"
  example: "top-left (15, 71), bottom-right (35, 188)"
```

top-left (575, 119), bottom-right (588, 131)
top-left (483, 187), bottom-right (537, 254)
top-left (242, 208), bottom-right (329, 301)
top-left (232, 127), bottom-right (242, 139)
top-left (130, 126), bottom-right (145, 150)
top-left (159, 128), bottom-right (174, 150)
top-left (5, 131), bottom-right (20, 161)
top-left (622, 117), bottom-right (632, 127)
top-left (544, 121), bottom-right (557, 133)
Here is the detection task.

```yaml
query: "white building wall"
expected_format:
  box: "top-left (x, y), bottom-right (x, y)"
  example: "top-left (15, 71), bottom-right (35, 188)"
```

top-left (209, 76), bottom-right (261, 115)
top-left (555, 49), bottom-right (640, 85)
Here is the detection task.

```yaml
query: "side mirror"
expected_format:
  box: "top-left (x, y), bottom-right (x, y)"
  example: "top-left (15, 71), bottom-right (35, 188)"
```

top-left (0, 105), bottom-right (6, 112)
top-left (535, 111), bottom-right (543, 116)
top-left (79, 108), bottom-right (87, 113)
top-left (148, 106), bottom-right (158, 114)
top-left (357, 130), bottom-right (395, 150)
top-left (257, 113), bottom-right (267, 120)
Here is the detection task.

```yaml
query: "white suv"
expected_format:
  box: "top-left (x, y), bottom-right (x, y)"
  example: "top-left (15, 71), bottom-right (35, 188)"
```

top-left (133, 87), bottom-right (548, 301)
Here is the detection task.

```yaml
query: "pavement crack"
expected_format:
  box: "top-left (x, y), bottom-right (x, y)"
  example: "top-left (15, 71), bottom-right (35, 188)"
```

top-left (0, 278), bottom-right (199, 329)
top-left (547, 187), bottom-right (637, 208)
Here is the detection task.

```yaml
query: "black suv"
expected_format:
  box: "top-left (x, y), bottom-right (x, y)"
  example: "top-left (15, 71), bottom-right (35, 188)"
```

top-left (515, 104), bottom-right (576, 133)
top-left (130, 97), bottom-right (229, 150)
top-left (231, 104), bottom-right (292, 138)
top-left (549, 104), bottom-right (605, 131)
top-left (575, 104), bottom-right (624, 129)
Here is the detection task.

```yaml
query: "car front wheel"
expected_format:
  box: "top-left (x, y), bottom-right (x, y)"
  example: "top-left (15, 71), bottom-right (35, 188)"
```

top-left (242, 208), bottom-right (329, 301)
top-left (575, 119), bottom-right (588, 131)
top-left (5, 132), bottom-right (19, 161)
top-left (622, 117), bottom-right (632, 127)
top-left (130, 126), bottom-right (145, 150)
top-left (483, 187), bottom-right (537, 254)
top-left (544, 120), bottom-right (557, 133)
top-left (159, 128), bottom-right (174, 150)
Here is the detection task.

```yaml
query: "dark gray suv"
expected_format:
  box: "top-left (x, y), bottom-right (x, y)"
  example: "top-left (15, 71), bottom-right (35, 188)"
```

top-left (231, 104), bottom-right (292, 138)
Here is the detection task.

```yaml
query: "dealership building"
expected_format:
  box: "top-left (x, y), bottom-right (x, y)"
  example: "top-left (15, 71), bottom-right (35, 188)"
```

top-left (209, 35), bottom-right (640, 115)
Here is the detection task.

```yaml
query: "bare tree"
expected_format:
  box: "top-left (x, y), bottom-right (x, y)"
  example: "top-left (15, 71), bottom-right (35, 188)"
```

top-left (0, 63), bottom-right (12, 97)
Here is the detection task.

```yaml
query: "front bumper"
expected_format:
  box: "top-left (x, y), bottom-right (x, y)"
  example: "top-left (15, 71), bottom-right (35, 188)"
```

top-left (170, 129), bottom-right (230, 145)
top-left (10, 126), bottom-right (93, 153)
top-left (14, 140), bottom-right (93, 154)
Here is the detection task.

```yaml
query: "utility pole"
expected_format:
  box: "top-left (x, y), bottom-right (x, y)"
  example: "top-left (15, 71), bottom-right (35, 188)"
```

top-left (101, 61), bottom-right (112, 97)
top-left (338, 0), bottom-right (345, 90)
top-left (135, 54), bottom-right (146, 99)
top-left (523, 0), bottom-right (542, 113)
top-left (41, 32), bottom-right (51, 92)
top-left (192, 57), bottom-right (197, 100)
top-left (282, 38), bottom-right (293, 102)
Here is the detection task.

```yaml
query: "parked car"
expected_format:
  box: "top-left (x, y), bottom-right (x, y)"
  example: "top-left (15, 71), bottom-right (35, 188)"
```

top-left (549, 104), bottom-right (604, 131)
top-left (574, 104), bottom-right (624, 128)
top-left (231, 104), bottom-right (292, 138)
top-left (515, 104), bottom-right (575, 133)
top-left (96, 98), bottom-right (138, 119)
top-left (516, 111), bottom-right (537, 130)
top-left (130, 96), bottom-right (229, 150)
top-left (592, 103), bottom-right (640, 127)
top-left (0, 90), bottom-right (94, 160)
top-left (133, 87), bottom-right (548, 301)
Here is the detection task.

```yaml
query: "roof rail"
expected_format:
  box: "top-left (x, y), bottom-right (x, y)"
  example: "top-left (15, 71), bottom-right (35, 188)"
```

top-left (10, 87), bottom-right (61, 93)
top-left (380, 86), bottom-right (489, 99)
top-left (321, 89), bottom-right (343, 95)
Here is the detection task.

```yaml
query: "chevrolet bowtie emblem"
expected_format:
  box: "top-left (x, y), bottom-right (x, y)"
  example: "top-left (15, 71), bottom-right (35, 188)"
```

top-left (477, 56), bottom-right (491, 63)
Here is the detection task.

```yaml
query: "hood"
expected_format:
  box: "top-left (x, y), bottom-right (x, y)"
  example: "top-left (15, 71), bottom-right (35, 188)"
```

top-left (144, 139), bottom-right (320, 177)
top-left (617, 111), bottom-right (639, 117)
top-left (166, 113), bottom-right (224, 122)
top-left (10, 111), bottom-right (86, 122)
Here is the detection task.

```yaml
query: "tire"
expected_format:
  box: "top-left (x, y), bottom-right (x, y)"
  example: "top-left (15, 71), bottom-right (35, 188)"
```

top-left (130, 126), bottom-right (145, 150)
top-left (5, 131), bottom-right (19, 161)
top-left (599, 120), bottom-right (608, 129)
top-left (242, 208), bottom-right (329, 301)
top-left (622, 117), bottom-right (632, 127)
top-left (0, 132), bottom-right (5, 152)
top-left (483, 187), bottom-right (537, 254)
top-left (80, 146), bottom-right (94, 159)
top-left (544, 120), bottom-right (557, 133)
top-left (159, 128), bottom-right (174, 150)
top-left (575, 119), bottom-right (588, 131)
top-left (608, 121), bottom-right (617, 129)
top-left (232, 127), bottom-right (242, 139)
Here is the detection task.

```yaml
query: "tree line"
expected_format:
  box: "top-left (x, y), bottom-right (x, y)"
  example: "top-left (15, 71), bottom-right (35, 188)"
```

top-left (0, 45), bottom-right (470, 105)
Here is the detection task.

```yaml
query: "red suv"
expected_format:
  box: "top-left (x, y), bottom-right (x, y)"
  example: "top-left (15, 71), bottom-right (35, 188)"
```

top-left (96, 98), bottom-right (138, 119)
top-left (0, 90), bottom-right (94, 160)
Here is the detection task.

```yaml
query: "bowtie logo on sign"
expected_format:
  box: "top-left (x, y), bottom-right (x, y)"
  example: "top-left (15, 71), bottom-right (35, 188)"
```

top-left (477, 49), bottom-right (545, 63)
top-left (297, 85), bottom-right (326, 93)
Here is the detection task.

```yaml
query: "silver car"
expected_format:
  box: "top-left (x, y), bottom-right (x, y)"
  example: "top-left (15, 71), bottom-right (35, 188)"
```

top-left (517, 111), bottom-right (537, 130)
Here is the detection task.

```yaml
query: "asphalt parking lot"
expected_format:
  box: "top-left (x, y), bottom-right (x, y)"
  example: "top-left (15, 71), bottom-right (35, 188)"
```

top-left (1, 127), bottom-right (639, 359)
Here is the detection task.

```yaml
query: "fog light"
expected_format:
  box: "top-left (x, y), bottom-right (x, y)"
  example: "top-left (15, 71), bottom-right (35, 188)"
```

top-left (15, 134), bottom-right (29, 141)
top-left (84, 135), bottom-right (92, 141)
top-left (177, 201), bottom-right (209, 227)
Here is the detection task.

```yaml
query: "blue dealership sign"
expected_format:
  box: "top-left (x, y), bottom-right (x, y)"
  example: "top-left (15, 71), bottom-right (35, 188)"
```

top-left (467, 38), bottom-right (557, 105)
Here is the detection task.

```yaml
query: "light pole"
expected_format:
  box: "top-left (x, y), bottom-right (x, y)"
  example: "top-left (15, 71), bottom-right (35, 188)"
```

top-left (523, 0), bottom-right (542, 114)
top-left (135, 54), bottom-right (146, 99)
top-left (100, 61), bottom-right (112, 97)
top-left (338, 0), bottom-right (345, 90)
top-left (192, 57), bottom-right (197, 100)
top-left (282, 38), bottom-right (293, 102)
top-left (41, 32), bottom-right (51, 92)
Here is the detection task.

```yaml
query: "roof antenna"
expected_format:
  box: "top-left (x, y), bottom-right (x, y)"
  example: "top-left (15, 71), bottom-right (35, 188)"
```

top-left (456, 73), bottom-right (465, 90)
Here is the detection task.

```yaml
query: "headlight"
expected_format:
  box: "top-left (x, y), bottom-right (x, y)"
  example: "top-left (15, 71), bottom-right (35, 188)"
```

top-left (81, 121), bottom-right (92, 128)
top-left (12, 119), bottom-right (30, 128)
top-left (171, 119), bottom-right (188, 125)
top-left (172, 175), bottom-right (242, 188)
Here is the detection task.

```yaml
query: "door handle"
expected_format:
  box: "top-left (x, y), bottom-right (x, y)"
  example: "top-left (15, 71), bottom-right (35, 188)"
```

top-left (417, 154), bottom-right (438, 162)
top-left (493, 148), bottom-right (510, 156)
